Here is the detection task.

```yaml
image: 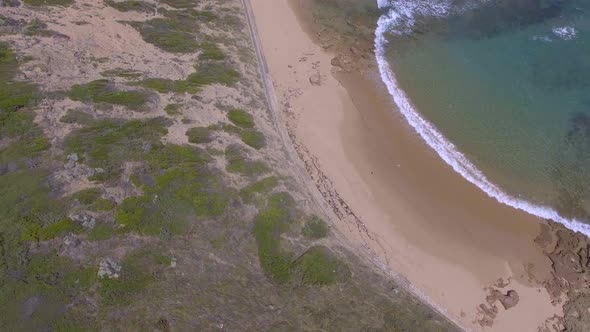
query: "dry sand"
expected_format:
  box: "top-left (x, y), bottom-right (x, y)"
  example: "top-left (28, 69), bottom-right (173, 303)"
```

top-left (248, 0), bottom-right (564, 330)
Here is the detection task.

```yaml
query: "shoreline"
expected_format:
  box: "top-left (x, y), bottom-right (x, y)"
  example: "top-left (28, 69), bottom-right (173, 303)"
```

top-left (248, 0), bottom-right (563, 330)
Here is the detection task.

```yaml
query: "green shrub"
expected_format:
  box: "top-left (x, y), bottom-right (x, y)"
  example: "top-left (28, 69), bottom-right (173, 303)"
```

top-left (292, 246), bottom-right (350, 286)
top-left (220, 123), bottom-right (242, 135)
top-left (127, 17), bottom-right (200, 53)
top-left (115, 167), bottom-right (228, 235)
top-left (186, 127), bottom-right (213, 144)
top-left (100, 68), bottom-right (143, 79)
top-left (23, 0), bottom-right (74, 6)
top-left (164, 103), bottom-right (182, 115)
top-left (99, 250), bottom-right (155, 306)
top-left (68, 79), bottom-right (148, 110)
top-left (64, 117), bottom-right (170, 183)
top-left (199, 42), bottom-right (224, 60)
top-left (23, 218), bottom-right (83, 241)
top-left (139, 63), bottom-right (239, 94)
top-left (139, 78), bottom-right (178, 93)
top-left (72, 188), bottom-right (114, 211)
top-left (72, 188), bottom-right (101, 204)
top-left (160, 0), bottom-right (198, 8)
top-left (186, 62), bottom-right (239, 86)
top-left (59, 109), bottom-right (94, 125)
top-left (241, 129), bottom-right (266, 149)
top-left (24, 19), bottom-right (54, 37)
top-left (254, 192), bottom-right (296, 283)
top-left (91, 198), bottom-right (114, 211)
top-left (153, 253), bottom-right (172, 266)
top-left (0, 170), bottom-right (68, 269)
top-left (0, 135), bottom-right (49, 167)
top-left (239, 176), bottom-right (278, 204)
top-left (113, 144), bottom-right (227, 236)
top-left (225, 144), bottom-right (268, 177)
top-left (302, 216), bottom-right (329, 239)
top-left (88, 223), bottom-right (116, 241)
top-left (0, 251), bottom-right (97, 330)
top-left (228, 109), bottom-right (254, 128)
top-left (0, 43), bottom-right (39, 140)
top-left (209, 233), bottom-right (228, 249)
top-left (105, 0), bottom-right (156, 13)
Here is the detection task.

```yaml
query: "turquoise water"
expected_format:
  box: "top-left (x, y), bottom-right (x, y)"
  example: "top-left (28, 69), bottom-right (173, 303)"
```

top-left (376, 0), bottom-right (590, 233)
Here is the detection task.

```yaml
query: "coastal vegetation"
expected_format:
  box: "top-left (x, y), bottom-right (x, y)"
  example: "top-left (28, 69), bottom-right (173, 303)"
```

top-left (302, 215), bottom-right (329, 239)
top-left (67, 80), bottom-right (149, 110)
top-left (228, 108), bottom-right (255, 128)
top-left (23, 0), bottom-right (74, 6)
top-left (105, 0), bottom-right (156, 13)
top-left (138, 62), bottom-right (239, 94)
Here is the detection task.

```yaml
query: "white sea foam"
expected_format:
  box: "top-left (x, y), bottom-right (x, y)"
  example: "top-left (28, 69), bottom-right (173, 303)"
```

top-left (552, 26), bottom-right (577, 40)
top-left (532, 35), bottom-right (553, 42)
top-left (374, 1), bottom-right (590, 237)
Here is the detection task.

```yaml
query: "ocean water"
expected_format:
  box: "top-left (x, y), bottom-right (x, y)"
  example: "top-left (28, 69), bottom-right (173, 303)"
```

top-left (375, 0), bottom-right (590, 235)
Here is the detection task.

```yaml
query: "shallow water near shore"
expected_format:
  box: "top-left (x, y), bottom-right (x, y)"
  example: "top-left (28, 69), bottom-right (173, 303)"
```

top-left (377, 0), bottom-right (590, 234)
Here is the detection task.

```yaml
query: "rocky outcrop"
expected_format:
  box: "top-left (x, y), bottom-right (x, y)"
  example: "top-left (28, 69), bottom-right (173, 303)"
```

top-left (535, 221), bottom-right (590, 331)
top-left (98, 257), bottom-right (121, 279)
top-left (487, 289), bottom-right (519, 310)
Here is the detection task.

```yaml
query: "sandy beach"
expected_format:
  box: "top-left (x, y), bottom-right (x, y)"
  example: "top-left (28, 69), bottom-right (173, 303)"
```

top-left (247, 0), bottom-right (564, 330)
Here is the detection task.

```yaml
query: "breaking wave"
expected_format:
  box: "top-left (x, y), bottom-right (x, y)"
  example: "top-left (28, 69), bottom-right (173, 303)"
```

top-left (374, 0), bottom-right (590, 236)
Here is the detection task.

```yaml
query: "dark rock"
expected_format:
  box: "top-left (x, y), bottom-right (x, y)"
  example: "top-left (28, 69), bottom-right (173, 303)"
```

top-left (330, 56), bottom-right (342, 68)
top-left (309, 73), bottom-right (321, 86)
top-left (498, 290), bottom-right (519, 310)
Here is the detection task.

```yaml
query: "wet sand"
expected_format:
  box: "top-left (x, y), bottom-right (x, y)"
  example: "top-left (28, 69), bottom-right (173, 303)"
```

top-left (248, 0), bottom-right (563, 330)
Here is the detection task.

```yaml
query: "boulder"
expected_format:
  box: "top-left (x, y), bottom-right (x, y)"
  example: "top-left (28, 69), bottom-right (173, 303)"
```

top-left (98, 257), bottom-right (121, 279)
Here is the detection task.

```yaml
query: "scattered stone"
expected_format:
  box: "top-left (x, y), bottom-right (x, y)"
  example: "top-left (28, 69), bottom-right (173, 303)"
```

top-left (71, 213), bottom-right (96, 230)
top-left (498, 290), bottom-right (519, 310)
top-left (309, 72), bottom-right (321, 86)
top-left (494, 277), bottom-right (509, 288)
top-left (98, 257), bottom-right (121, 279)
top-left (330, 56), bottom-right (342, 68)
top-left (62, 232), bottom-right (81, 249)
top-left (67, 153), bottom-right (78, 165)
top-left (486, 289), bottom-right (520, 310)
top-left (476, 303), bottom-right (498, 327)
